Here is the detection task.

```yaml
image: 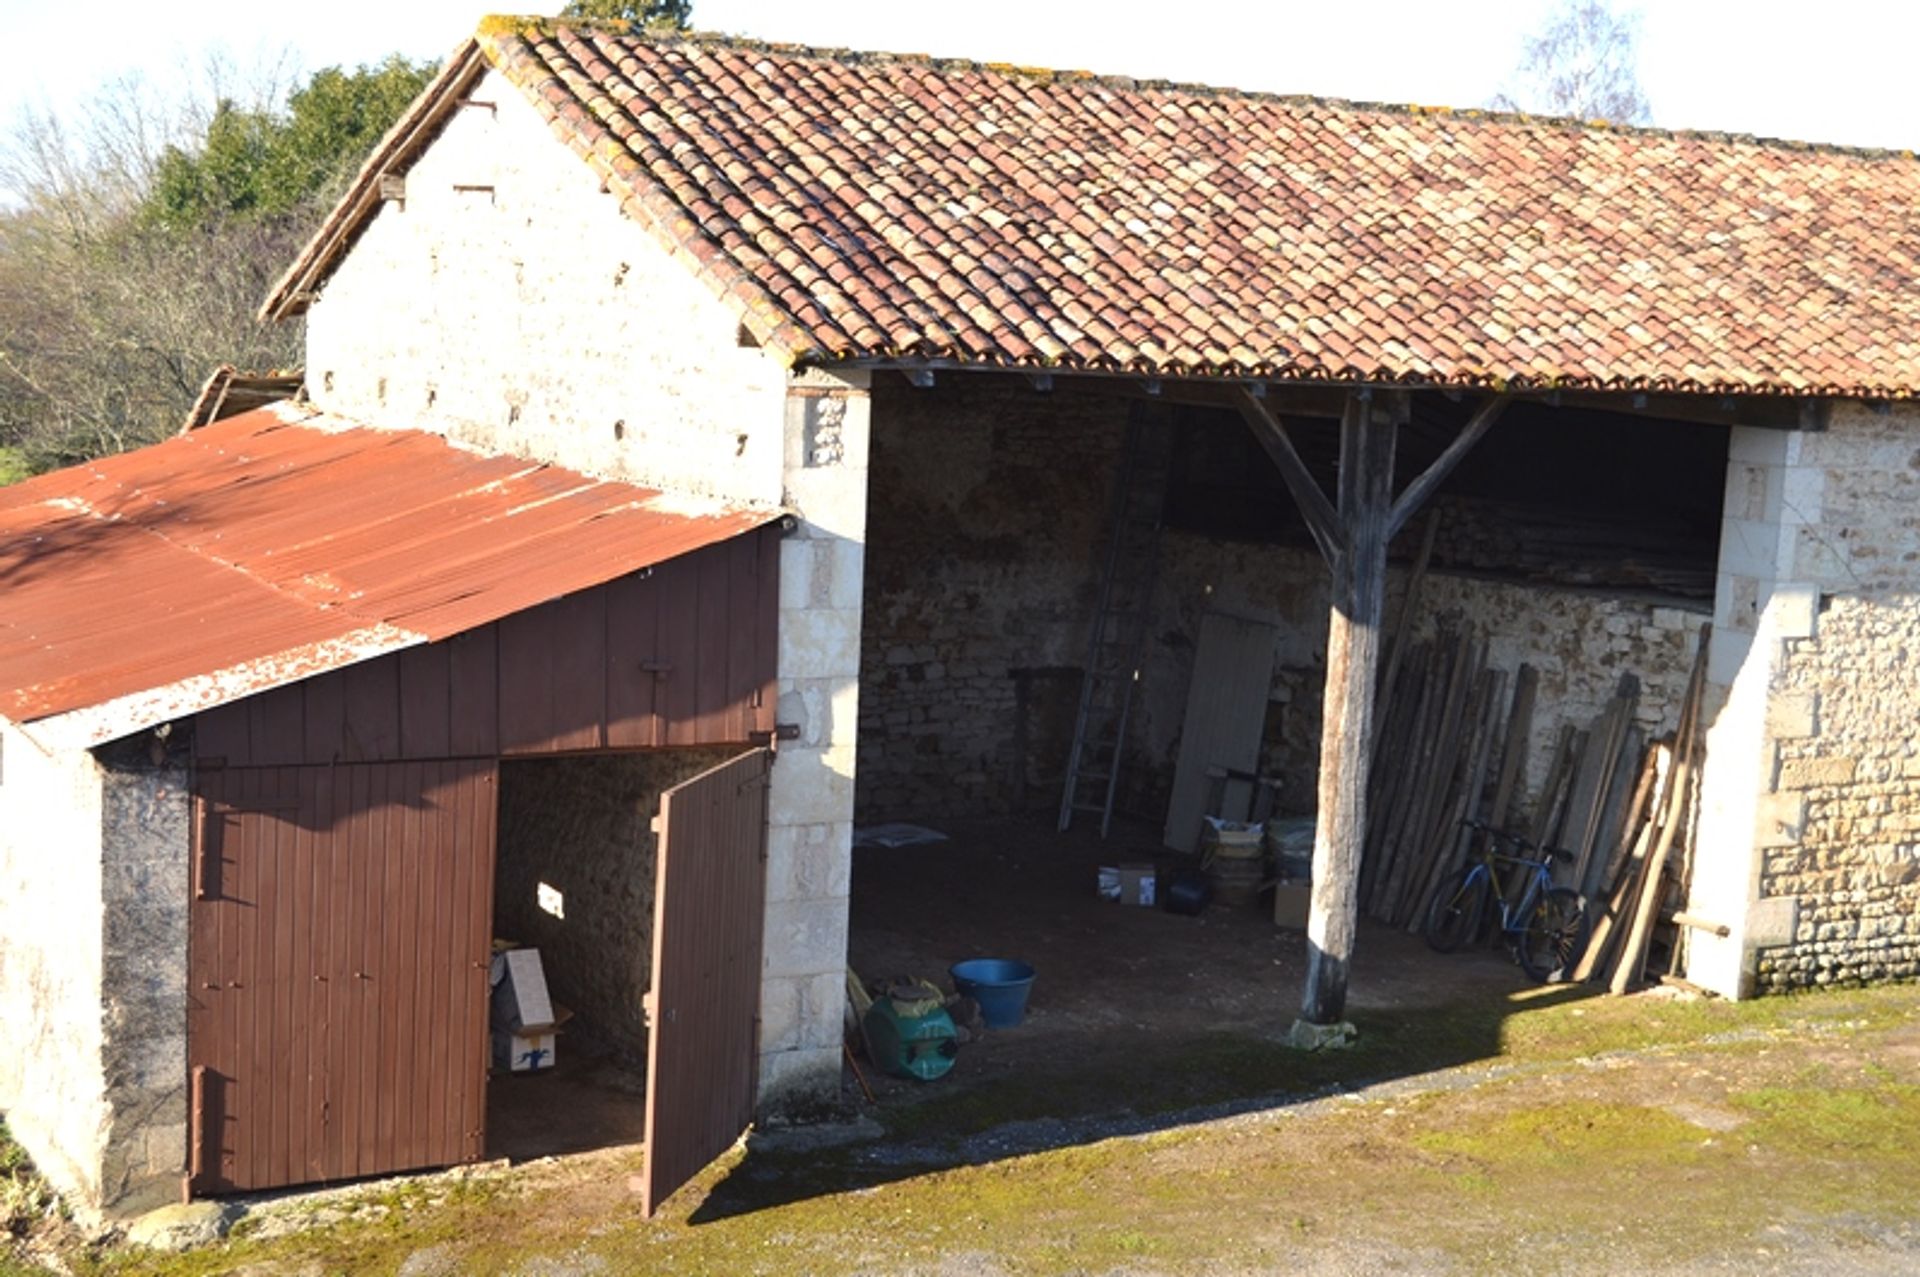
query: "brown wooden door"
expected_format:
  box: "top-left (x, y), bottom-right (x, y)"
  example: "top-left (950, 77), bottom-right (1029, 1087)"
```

top-left (641, 748), bottom-right (772, 1217)
top-left (187, 759), bottom-right (498, 1194)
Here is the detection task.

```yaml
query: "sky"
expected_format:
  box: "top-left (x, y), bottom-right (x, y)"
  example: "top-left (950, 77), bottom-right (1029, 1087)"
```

top-left (0, 0), bottom-right (1914, 153)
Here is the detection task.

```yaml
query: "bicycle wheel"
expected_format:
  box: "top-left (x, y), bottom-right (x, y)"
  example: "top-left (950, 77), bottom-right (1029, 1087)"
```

top-left (1423, 867), bottom-right (1486, 954)
top-left (1516, 887), bottom-right (1590, 982)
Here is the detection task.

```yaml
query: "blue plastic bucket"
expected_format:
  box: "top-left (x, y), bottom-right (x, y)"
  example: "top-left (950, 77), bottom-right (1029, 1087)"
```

top-left (949, 958), bottom-right (1037, 1028)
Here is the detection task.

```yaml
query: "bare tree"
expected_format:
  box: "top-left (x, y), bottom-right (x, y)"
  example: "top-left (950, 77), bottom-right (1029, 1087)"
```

top-left (0, 50), bottom-right (426, 476)
top-left (1491, 0), bottom-right (1652, 125)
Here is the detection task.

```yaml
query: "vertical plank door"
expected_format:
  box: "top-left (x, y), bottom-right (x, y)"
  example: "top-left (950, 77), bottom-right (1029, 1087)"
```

top-left (187, 759), bottom-right (497, 1194)
top-left (641, 748), bottom-right (772, 1217)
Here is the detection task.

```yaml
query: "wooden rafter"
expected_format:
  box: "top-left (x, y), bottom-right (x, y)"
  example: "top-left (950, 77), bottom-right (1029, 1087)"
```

top-left (1234, 389), bottom-right (1345, 565)
top-left (1386, 394), bottom-right (1511, 539)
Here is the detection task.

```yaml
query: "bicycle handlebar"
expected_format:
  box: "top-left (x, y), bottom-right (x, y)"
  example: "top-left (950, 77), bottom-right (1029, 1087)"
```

top-left (1458, 817), bottom-right (1574, 866)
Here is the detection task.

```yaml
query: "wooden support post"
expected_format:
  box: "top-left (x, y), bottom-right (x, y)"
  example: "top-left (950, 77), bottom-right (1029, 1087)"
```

top-left (1298, 391), bottom-right (1400, 1027)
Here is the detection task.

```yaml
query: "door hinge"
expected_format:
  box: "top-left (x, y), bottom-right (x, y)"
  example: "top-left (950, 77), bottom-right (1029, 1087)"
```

top-left (747, 723), bottom-right (801, 749)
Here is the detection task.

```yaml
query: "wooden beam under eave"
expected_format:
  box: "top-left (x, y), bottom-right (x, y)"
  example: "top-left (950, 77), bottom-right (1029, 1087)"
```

top-left (1545, 390), bottom-right (1827, 432)
top-left (1387, 394), bottom-right (1510, 539)
top-left (1234, 389), bottom-right (1345, 567)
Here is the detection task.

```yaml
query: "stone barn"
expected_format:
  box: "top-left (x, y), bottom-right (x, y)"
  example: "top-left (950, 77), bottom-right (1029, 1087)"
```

top-left (4, 15), bottom-right (1919, 1221)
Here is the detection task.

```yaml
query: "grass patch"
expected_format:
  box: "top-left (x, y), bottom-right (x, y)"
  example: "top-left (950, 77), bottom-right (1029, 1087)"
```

top-left (1412, 1099), bottom-right (1707, 1171)
top-left (0, 1120), bottom-right (56, 1241)
top-left (0, 449), bottom-right (27, 488)
top-left (1735, 1081), bottom-right (1920, 1156)
top-left (878, 980), bottom-right (1919, 1143)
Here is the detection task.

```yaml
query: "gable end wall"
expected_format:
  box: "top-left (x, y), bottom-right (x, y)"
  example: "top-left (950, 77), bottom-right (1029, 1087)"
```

top-left (303, 66), bottom-right (789, 506)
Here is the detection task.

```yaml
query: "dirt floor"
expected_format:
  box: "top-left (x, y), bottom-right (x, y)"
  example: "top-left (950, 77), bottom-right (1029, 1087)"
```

top-left (484, 1035), bottom-right (648, 1163)
top-left (847, 814), bottom-right (1528, 1114)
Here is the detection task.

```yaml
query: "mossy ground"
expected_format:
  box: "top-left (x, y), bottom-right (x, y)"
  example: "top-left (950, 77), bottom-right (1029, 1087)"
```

top-left (20, 981), bottom-right (1920, 1275)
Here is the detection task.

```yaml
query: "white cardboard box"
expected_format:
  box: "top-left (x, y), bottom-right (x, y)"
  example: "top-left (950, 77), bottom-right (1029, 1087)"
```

top-left (490, 948), bottom-right (555, 1030)
top-left (492, 1027), bottom-right (557, 1073)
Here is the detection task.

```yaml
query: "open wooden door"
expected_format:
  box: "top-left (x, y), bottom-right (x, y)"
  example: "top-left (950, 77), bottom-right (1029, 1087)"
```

top-left (641, 748), bottom-right (773, 1217)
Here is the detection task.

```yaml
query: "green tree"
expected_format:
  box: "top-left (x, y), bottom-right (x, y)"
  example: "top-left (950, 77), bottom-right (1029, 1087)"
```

top-left (145, 55), bottom-right (436, 231)
top-left (560, 0), bottom-right (693, 29)
top-left (0, 54), bottom-right (439, 472)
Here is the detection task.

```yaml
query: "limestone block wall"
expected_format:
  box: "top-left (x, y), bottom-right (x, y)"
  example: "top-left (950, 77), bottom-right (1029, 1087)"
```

top-left (304, 67), bottom-right (790, 508)
top-left (758, 371), bottom-right (870, 1118)
top-left (0, 721), bottom-right (107, 1213)
top-left (1686, 404), bottom-right (1920, 994)
top-left (857, 377), bottom-right (1706, 827)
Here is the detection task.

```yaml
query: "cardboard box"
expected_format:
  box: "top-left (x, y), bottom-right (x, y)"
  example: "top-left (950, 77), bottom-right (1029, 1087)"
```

top-left (1272, 882), bottom-right (1311, 930)
top-left (492, 1027), bottom-right (557, 1073)
top-left (1097, 862), bottom-right (1157, 907)
top-left (490, 946), bottom-right (568, 1071)
top-left (490, 948), bottom-right (555, 1030)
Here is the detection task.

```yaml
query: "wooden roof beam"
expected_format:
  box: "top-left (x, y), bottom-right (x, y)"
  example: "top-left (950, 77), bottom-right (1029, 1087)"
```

top-left (1234, 388), bottom-right (1345, 566)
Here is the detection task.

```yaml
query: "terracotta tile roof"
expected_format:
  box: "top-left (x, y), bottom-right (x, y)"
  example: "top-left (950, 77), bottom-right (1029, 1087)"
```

top-left (268, 20), bottom-right (1920, 398)
top-left (0, 402), bottom-right (779, 747)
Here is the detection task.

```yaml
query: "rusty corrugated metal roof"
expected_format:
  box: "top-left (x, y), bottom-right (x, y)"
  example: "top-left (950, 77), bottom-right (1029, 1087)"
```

top-left (0, 403), bottom-right (781, 747)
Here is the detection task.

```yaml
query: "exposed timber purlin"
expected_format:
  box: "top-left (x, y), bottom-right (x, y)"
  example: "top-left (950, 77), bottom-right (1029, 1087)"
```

top-left (1236, 386), bottom-right (1511, 1030)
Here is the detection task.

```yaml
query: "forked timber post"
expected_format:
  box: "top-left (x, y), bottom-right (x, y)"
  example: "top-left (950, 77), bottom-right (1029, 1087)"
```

top-left (1234, 386), bottom-right (1510, 1032)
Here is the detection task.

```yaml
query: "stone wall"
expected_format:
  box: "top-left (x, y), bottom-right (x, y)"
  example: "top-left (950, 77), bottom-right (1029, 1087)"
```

top-left (0, 720), bottom-right (106, 1213)
top-left (496, 749), bottom-right (735, 1064)
top-left (758, 371), bottom-right (870, 1118)
top-left (96, 738), bottom-right (192, 1217)
top-left (857, 377), bottom-right (1125, 820)
top-left (1697, 404), bottom-right (1920, 993)
top-left (857, 377), bottom-right (1708, 830)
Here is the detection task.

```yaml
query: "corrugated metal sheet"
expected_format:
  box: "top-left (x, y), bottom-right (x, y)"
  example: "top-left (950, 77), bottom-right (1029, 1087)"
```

top-left (643, 747), bottom-right (771, 1217)
top-left (0, 403), bottom-right (782, 745)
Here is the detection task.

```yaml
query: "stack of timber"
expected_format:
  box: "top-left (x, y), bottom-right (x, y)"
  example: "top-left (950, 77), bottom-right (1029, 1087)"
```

top-left (1572, 626), bottom-right (1713, 992)
top-left (1357, 609), bottom-right (1714, 965)
top-left (1357, 625), bottom-right (1534, 929)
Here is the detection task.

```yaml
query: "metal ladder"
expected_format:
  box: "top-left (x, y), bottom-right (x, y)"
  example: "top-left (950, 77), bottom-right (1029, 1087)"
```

top-left (1058, 401), bottom-right (1175, 836)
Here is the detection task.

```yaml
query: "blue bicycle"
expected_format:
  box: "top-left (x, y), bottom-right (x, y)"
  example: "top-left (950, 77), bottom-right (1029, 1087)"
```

top-left (1422, 819), bottom-right (1591, 982)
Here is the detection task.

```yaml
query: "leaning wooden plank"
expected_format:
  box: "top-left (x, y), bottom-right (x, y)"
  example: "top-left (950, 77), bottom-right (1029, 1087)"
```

top-left (1401, 665), bottom-right (1493, 930)
top-left (1385, 632), bottom-right (1473, 923)
top-left (1609, 627), bottom-right (1712, 995)
top-left (1370, 638), bottom-right (1446, 919)
top-left (1539, 728), bottom-right (1589, 872)
top-left (1573, 741), bottom-right (1668, 983)
top-left (1361, 645), bottom-right (1425, 909)
top-left (1584, 723), bottom-right (1645, 900)
top-left (1408, 666), bottom-right (1505, 934)
top-left (1571, 676), bottom-right (1640, 891)
top-left (1593, 743), bottom-right (1663, 906)
top-left (1379, 509), bottom-right (1440, 710)
top-left (1486, 663), bottom-right (1538, 834)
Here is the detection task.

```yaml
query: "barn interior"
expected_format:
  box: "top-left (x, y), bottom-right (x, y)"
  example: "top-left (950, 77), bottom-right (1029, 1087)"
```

top-left (845, 371), bottom-right (1731, 1105)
